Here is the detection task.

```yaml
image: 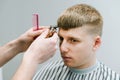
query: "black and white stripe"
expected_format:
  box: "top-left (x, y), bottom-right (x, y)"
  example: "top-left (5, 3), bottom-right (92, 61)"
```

top-left (33, 59), bottom-right (120, 80)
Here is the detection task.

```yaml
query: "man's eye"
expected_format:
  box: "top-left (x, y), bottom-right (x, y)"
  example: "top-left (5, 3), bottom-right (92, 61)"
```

top-left (70, 39), bottom-right (78, 43)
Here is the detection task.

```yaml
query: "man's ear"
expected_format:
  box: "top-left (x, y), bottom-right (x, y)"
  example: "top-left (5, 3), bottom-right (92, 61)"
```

top-left (93, 36), bottom-right (101, 50)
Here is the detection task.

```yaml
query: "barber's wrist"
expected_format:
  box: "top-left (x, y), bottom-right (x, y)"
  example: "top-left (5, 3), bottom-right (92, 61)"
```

top-left (23, 51), bottom-right (46, 66)
top-left (6, 39), bottom-right (23, 55)
top-left (14, 38), bottom-right (30, 53)
top-left (22, 55), bottom-right (39, 67)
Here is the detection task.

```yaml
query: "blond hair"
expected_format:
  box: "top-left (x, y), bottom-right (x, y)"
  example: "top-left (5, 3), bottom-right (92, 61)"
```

top-left (57, 4), bottom-right (103, 36)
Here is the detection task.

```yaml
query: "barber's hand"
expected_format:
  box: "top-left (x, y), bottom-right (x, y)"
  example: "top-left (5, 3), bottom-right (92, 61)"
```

top-left (16, 27), bottom-right (48, 53)
top-left (23, 29), bottom-right (58, 64)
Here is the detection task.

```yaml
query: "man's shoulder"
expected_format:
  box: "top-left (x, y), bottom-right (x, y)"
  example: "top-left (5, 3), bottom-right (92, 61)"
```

top-left (99, 62), bottom-right (117, 73)
top-left (98, 62), bottom-right (120, 79)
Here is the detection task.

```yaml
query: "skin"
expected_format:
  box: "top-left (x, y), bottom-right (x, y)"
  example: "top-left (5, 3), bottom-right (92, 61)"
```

top-left (0, 26), bottom-right (58, 80)
top-left (12, 29), bottom-right (58, 80)
top-left (0, 27), bottom-right (46, 67)
top-left (58, 25), bottom-right (101, 69)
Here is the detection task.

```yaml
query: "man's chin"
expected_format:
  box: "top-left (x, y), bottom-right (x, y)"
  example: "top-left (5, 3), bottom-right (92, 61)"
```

top-left (63, 61), bottom-right (73, 67)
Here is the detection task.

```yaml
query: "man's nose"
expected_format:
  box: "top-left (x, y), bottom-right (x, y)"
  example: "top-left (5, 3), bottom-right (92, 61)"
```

top-left (60, 40), bottom-right (69, 53)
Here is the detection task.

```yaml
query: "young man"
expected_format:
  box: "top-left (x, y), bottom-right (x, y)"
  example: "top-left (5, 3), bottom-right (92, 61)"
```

top-left (33, 4), bottom-right (120, 80)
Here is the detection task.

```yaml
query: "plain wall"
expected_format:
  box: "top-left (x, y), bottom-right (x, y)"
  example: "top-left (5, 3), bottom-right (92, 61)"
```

top-left (0, 0), bottom-right (120, 80)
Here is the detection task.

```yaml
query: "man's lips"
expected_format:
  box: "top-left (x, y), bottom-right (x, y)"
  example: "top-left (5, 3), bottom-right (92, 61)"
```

top-left (62, 56), bottom-right (72, 61)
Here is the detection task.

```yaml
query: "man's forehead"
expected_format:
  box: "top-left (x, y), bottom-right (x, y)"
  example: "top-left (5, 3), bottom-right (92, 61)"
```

top-left (58, 27), bottom-right (86, 38)
top-left (59, 27), bottom-right (85, 33)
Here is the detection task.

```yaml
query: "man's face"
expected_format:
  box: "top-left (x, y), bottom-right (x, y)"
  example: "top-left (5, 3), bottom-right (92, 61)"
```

top-left (58, 26), bottom-right (101, 69)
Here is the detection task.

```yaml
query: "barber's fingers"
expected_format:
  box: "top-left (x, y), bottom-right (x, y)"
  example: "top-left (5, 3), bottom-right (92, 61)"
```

top-left (50, 33), bottom-right (58, 42)
top-left (51, 33), bottom-right (58, 40)
top-left (51, 33), bottom-right (59, 50)
top-left (38, 29), bottom-right (49, 38)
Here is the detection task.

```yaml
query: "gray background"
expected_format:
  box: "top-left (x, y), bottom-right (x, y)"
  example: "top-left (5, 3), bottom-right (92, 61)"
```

top-left (0, 0), bottom-right (120, 80)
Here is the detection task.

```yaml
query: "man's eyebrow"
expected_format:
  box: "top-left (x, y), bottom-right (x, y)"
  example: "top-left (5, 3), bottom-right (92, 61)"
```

top-left (68, 36), bottom-right (80, 40)
top-left (58, 33), bottom-right (80, 40)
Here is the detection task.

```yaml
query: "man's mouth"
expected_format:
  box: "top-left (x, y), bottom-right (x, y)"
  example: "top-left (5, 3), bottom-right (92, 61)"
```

top-left (62, 56), bottom-right (72, 61)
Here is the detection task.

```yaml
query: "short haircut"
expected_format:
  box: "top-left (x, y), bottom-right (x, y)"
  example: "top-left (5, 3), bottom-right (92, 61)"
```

top-left (57, 4), bottom-right (103, 36)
